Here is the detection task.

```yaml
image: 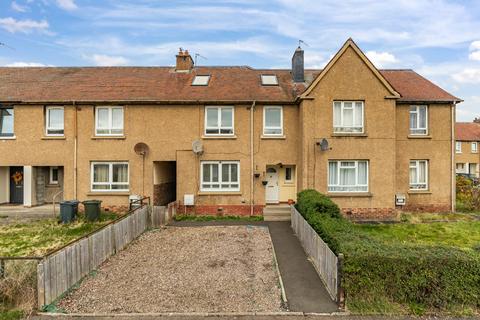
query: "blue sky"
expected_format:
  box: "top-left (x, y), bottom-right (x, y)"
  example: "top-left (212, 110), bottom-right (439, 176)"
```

top-left (0, 0), bottom-right (479, 121)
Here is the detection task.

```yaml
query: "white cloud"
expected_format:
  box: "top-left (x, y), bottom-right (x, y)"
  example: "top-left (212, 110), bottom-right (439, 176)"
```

top-left (0, 17), bottom-right (49, 34)
top-left (452, 68), bottom-right (480, 84)
top-left (469, 51), bottom-right (480, 61)
top-left (470, 41), bottom-right (480, 51)
top-left (5, 62), bottom-right (49, 67)
top-left (56, 0), bottom-right (77, 10)
top-left (88, 54), bottom-right (129, 66)
top-left (365, 51), bottom-right (398, 68)
top-left (11, 1), bottom-right (28, 12)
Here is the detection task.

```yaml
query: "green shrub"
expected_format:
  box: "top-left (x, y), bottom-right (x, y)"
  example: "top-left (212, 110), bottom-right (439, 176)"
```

top-left (295, 189), bottom-right (480, 314)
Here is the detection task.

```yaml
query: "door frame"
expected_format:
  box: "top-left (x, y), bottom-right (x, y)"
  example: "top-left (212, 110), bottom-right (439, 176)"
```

top-left (9, 166), bottom-right (24, 204)
top-left (265, 166), bottom-right (279, 204)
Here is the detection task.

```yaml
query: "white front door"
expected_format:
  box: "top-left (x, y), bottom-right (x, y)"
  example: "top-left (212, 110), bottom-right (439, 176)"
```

top-left (265, 167), bottom-right (279, 204)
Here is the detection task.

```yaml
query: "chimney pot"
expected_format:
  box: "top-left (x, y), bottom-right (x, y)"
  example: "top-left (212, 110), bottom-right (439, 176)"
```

top-left (176, 48), bottom-right (194, 72)
top-left (292, 46), bottom-right (304, 83)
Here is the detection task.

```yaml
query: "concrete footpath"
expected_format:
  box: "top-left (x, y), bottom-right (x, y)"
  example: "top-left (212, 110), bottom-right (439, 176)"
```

top-left (171, 220), bottom-right (339, 313)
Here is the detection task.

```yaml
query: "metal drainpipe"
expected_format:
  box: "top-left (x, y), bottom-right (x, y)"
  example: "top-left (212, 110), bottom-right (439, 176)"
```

top-left (451, 103), bottom-right (456, 212)
top-left (250, 101), bottom-right (256, 216)
top-left (73, 101), bottom-right (78, 200)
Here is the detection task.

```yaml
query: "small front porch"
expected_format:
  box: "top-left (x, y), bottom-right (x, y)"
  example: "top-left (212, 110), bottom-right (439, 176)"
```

top-left (264, 164), bottom-right (297, 205)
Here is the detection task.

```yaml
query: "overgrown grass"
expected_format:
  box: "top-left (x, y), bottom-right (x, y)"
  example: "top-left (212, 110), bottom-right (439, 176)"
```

top-left (174, 215), bottom-right (263, 222)
top-left (0, 309), bottom-right (23, 320)
top-left (0, 211), bottom-right (119, 257)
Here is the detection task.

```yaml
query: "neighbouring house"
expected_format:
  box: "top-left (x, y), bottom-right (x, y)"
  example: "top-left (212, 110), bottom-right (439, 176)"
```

top-left (455, 122), bottom-right (480, 178)
top-left (0, 39), bottom-right (461, 219)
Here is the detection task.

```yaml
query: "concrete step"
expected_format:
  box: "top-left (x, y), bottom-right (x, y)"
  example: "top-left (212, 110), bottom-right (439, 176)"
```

top-left (264, 215), bottom-right (291, 222)
top-left (263, 206), bottom-right (291, 216)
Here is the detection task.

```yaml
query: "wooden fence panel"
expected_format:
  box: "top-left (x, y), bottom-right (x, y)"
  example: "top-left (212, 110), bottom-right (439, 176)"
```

top-left (39, 206), bottom-right (149, 306)
top-left (290, 206), bottom-right (341, 302)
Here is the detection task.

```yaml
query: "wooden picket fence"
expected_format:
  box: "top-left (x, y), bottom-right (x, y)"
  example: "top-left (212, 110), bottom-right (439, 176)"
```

top-left (291, 206), bottom-right (344, 306)
top-left (37, 205), bottom-right (149, 306)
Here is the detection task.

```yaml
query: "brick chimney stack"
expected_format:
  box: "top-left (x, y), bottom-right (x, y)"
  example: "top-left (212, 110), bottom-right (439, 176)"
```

top-left (292, 46), bottom-right (304, 83)
top-left (176, 48), bottom-right (194, 72)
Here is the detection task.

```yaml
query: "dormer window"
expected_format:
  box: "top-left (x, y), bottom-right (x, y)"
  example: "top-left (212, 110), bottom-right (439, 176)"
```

top-left (261, 74), bottom-right (278, 86)
top-left (192, 75), bottom-right (210, 86)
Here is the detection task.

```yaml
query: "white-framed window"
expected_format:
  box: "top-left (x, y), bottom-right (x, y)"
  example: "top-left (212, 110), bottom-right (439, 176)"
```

top-left (192, 75), bottom-right (210, 86)
top-left (91, 162), bottom-right (129, 191)
top-left (49, 166), bottom-right (59, 184)
top-left (45, 106), bottom-right (64, 136)
top-left (263, 106), bottom-right (283, 136)
top-left (95, 106), bottom-right (124, 136)
top-left (201, 161), bottom-right (240, 192)
top-left (410, 160), bottom-right (428, 190)
top-left (456, 141), bottom-right (462, 153)
top-left (456, 163), bottom-right (465, 172)
top-left (328, 160), bottom-right (368, 192)
top-left (260, 74), bottom-right (278, 86)
top-left (0, 107), bottom-right (14, 137)
top-left (409, 105), bottom-right (428, 135)
top-left (333, 101), bottom-right (364, 133)
top-left (285, 166), bottom-right (294, 183)
top-left (205, 106), bottom-right (234, 136)
top-left (472, 142), bottom-right (478, 153)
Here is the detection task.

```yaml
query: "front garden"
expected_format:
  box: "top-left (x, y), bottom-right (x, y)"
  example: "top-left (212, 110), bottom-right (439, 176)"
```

top-left (296, 189), bottom-right (480, 316)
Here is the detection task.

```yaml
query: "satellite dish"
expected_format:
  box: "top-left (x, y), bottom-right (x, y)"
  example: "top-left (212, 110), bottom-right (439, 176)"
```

top-left (134, 142), bottom-right (149, 156)
top-left (319, 138), bottom-right (329, 151)
top-left (192, 140), bottom-right (204, 155)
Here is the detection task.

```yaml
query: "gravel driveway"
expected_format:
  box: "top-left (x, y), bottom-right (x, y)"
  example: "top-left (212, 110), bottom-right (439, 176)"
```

top-left (58, 226), bottom-right (283, 313)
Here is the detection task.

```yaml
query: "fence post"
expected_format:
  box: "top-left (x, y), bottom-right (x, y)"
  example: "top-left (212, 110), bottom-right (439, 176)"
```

top-left (337, 253), bottom-right (345, 309)
top-left (37, 260), bottom-right (45, 308)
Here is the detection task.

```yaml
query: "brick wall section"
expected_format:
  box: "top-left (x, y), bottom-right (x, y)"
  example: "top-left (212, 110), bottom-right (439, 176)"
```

top-left (399, 204), bottom-right (451, 213)
top-left (177, 204), bottom-right (264, 216)
top-left (341, 207), bottom-right (398, 221)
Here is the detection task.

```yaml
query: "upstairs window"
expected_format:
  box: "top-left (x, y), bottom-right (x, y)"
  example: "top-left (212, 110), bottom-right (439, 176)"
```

top-left (456, 141), bottom-right (462, 153)
top-left (0, 107), bottom-right (14, 137)
top-left (410, 160), bottom-right (428, 190)
top-left (263, 106), bottom-right (283, 136)
top-left (328, 160), bottom-right (368, 192)
top-left (472, 142), bottom-right (478, 153)
top-left (409, 105), bottom-right (428, 135)
top-left (205, 106), bottom-right (234, 136)
top-left (192, 75), bottom-right (210, 86)
top-left (261, 74), bottom-right (278, 86)
top-left (201, 161), bottom-right (240, 192)
top-left (91, 162), bottom-right (129, 191)
top-left (95, 106), bottom-right (124, 136)
top-left (46, 106), bottom-right (64, 136)
top-left (333, 101), bottom-right (364, 133)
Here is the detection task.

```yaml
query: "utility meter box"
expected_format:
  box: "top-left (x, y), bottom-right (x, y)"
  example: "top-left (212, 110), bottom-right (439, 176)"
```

top-left (184, 194), bottom-right (194, 206)
top-left (395, 193), bottom-right (406, 206)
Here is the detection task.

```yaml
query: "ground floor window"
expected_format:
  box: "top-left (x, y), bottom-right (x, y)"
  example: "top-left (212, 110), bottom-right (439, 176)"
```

top-left (49, 166), bottom-right (59, 184)
top-left (201, 161), bottom-right (239, 191)
top-left (409, 160), bottom-right (428, 190)
top-left (91, 162), bottom-right (129, 191)
top-left (328, 160), bottom-right (368, 192)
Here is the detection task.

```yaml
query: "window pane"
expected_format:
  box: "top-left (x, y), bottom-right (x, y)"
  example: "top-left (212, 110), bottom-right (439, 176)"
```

top-left (358, 161), bottom-right (367, 185)
top-left (285, 167), bottom-right (292, 181)
top-left (410, 111), bottom-right (417, 130)
top-left (222, 164), bottom-right (230, 183)
top-left (343, 106), bottom-right (353, 126)
top-left (112, 164), bottom-right (128, 183)
top-left (203, 164), bottom-right (211, 182)
top-left (419, 106), bottom-right (427, 128)
top-left (418, 161), bottom-right (426, 183)
top-left (221, 108), bottom-right (233, 128)
top-left (340, 167), bottom-right (355, 185)
top-left (94, 164), bottom-right (109, 183)
top-left (0, 108), bottom-right (14, 135)
top-left (112, 108), bottom-right (123, 129)
top-left (409, 167), bottom-right (417, 184)
top-left (265, 108), bottom-right (281, 127)
top-left (48, 108), bottom-right (64, 129)
top-left (328, 162), bottom-right (337, 185)
top-left (211, 164), bottom-right (219, 182)
top-left (354, 102), bottom-right (363, 127)
top-left (97, 108), bottom-right (109, 129)
top-left (51, 168), bottom-right (59, 182)
top-left (93, 184), bottom-right (110, 190)
top-left (230, 164), bottom-right (238, 182)
top-left (206, 109), bottom-right (218, 128)
top-left (333, 103), bottom-right (341, 127)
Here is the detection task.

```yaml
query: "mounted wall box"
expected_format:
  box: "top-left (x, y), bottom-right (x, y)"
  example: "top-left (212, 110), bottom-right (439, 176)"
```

top-left (184, 194), bottom-right (194, 206)
top-left (395, 193), bottom-right (406, 206)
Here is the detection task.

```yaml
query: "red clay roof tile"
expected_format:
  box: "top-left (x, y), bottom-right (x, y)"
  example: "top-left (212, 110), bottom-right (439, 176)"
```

top-left (456, 122), bottom-right (480, 141)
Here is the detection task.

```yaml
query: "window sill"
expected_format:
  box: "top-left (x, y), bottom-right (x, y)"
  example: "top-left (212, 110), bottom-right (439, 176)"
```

top-left (0, 136), bottom-right (16, 140)
top-left (91, 135), bottom-right (126, 140)
top-left (327, 192), bottom-right (372, 198)
top-left (408, 135), bottom-right (432, 139)
top-left (331, 133), bottom-right (368, 138)
top-left (261, 135), bottom-right (286, 140)
top-left (42, 136), bottom-right (66, 140)
top-left (408, 190), bottom-right (432, 195)
top-left (87, 192), bottom-right (130, 196)
top-left (202, 135), bottom-right (237, 140)
top-left (198, 191), bottom-right (242, 196)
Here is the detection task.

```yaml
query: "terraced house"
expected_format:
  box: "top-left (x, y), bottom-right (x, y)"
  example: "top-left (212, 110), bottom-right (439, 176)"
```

top-left (0, 39), bottom-right (461, 219)
top-left (455, 122), bottom-right (480, 178)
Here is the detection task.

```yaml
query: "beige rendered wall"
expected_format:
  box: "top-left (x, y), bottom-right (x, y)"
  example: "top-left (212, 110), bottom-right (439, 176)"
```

top-left (395, 103), bottom-right (454, 210)
top-left (0, 167), bottom-right (9, 203)
top-left (299, 46), bottom-right (397, 211)
top-left (455, 141), bottom-right (480, 175)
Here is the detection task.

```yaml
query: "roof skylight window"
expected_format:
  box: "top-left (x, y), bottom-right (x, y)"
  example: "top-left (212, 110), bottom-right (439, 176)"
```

top-left (192, 75), bottom-right (210, 86)
top-left (261, 74), bottom-right (278, 86)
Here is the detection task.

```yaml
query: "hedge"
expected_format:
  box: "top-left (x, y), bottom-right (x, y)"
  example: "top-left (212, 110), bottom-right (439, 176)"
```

top-left (296, 189), bottom-right (480, 314)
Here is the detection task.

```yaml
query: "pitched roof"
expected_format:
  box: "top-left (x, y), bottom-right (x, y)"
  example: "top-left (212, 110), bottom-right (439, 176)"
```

top-left (0, 66), bottom-right (459, 104)
top-left (456, 122), bottom-right (480, 141)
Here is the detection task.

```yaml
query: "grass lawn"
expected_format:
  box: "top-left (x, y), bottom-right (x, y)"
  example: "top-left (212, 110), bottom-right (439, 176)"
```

top-left (354, 212), bottom-right (480, 251)
top-left (0, 212), bottom-right (119, 257)
top-left (0, 309), bottom-right (23, 320)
